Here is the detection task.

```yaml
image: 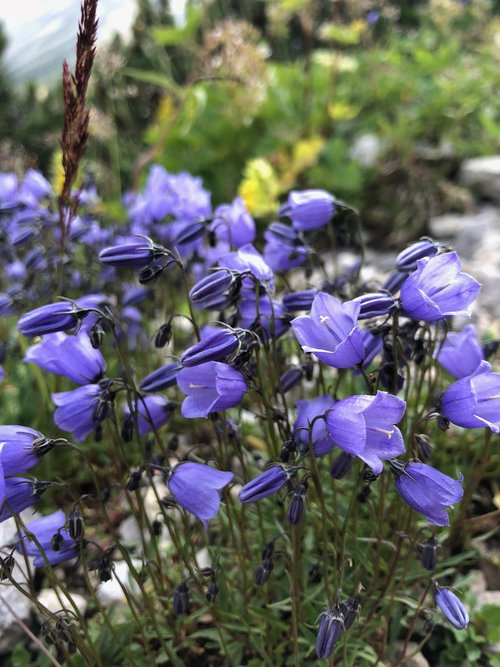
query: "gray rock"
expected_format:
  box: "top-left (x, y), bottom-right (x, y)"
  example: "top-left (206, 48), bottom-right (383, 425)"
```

top-left (476, 590), bottom-right (500, 608)
top-left (468, 570), bottom-right (487, 597)
top-left (429, 206), bottom-right (500, 257)
top-left (394, 641), bottom-right (430, 667)
top-left (460, 156), bottom-right (500, 202)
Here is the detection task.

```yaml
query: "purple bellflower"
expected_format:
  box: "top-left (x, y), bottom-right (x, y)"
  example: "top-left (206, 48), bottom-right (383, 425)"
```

top-left (291, 292), bottom-right (365, 368)
top-left (238, 296), bottom-right (290, 340)
top-left (263, 222), bottom-right (309, 272)
top-left (280, 189), bottom-right (335, 231)
top-left (396, 239), bottom-right (440, 273)
top-left (190, 269), bottom-right (240, 311)
top-left (294, 395), bottom-right (336, 456)
top-left (239, 465), bottom-right (292, 503)
top-left (435, 323), bottom-right (483, 379)
top-left (167, 462), bottom-right (233, 527)
top-left (0, 426), bottom-right (58, 475)
top-left (352, 291), bottom-right (397, 320)
top-left (211, 197), bottom-right (256, 247)
top-left (326, 391), bottom-right (406, 473)
top-left (400, 251), bottom-right (481, 322)
top-left (98, 239), bottom-right (157, 268)
top-left (440, 360), bottom-right (500, 432)
top-left (17, 509), bottom-right (80, 567)
top-left (24, 332), bottom-right (106, 384)
top-left (434, 587), bottom-right (469, 630)
top-left (177, 362), bottom-right (247, 418)
top-left (219, 244), bottom-right (274, 298)
top-left (0, 477), bottom-right (48, 522)
top-left (18, 301), bottom-right (85, 337)
top-left (390, 460), bottom-right (463, 526)
top-left (52, 383), bottom-right (109, 441)
top-left (139, 362), bottom-right (182, 393)
top-left (316, 605), bottom-right (344, 660)
top-left (124, 395), bottom-right (173, 437)
top-left (283, 289), bottom-right (317, 313)
top-left (181, 327), bottom-right (239, 367)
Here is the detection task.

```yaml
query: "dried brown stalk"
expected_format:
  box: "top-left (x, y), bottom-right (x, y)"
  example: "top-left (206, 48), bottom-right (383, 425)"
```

top-left (58, 0), bottom-right (99, 244)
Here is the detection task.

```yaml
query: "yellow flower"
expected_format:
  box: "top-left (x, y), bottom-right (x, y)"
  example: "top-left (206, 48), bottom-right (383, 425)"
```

top-left (238, 158), bottom-right (280, 217)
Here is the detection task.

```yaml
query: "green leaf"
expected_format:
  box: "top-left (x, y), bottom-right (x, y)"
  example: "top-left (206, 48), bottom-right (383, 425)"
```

top-left (123, 68), bottom-right (181, 98)
top-left (151, 6), bottom-right (202, 46)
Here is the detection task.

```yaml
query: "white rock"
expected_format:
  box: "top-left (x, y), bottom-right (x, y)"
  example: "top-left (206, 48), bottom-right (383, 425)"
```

top-left (195, 548), bottom-right (211, 571)
top-left (96, 559), bottom-right (142, 606)
top-left (460, 156), bottom-right (500, 202)
top-left (37, 589), bottom-right (88, 617)
top-left (349, 133), bottom-right (384, 168)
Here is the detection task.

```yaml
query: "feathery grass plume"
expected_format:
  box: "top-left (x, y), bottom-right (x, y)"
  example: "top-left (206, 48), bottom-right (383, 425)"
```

top-left (59, 0), bottom-right (99, 244)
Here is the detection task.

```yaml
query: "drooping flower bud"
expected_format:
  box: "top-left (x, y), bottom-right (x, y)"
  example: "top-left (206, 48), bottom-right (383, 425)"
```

top-left (419, 535), bottom-right (439, 571)
top-left (287, 482), bottom-right (307, 525)
top-left (238, 466), bottom-right (293, 504)
top-left (315, 605), bottom-right (344, 660)
top-left (434, 586), bottom-right (469, 630)
top-left (396, 238), bottom-right (440, 273)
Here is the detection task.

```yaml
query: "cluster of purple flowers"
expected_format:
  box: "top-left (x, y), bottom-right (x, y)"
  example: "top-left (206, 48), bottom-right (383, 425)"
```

top-left (3, 166), bottom-right (485, 659)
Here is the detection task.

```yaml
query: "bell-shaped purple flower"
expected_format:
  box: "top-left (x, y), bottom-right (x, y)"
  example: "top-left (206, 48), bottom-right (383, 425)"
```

top-left (326, 391), bottom-right (406, 473)
top-left (396, 239), bottom-right (440, 273)
top-left (238, 296), bottom-right (290, 340)
top-left (294, 395), bottom-right (336, 456)
top-left (383, 270), bottom-right (409, 296)
top-left (52, 383), bottom-right (105, 441)
top-left (283, 289), bottom-right (317, 313)
top-left (360, 329), bottom-right (384, 369)
top-left (17, 509), bottom-right (80, 567)
top-left (211, 197), bottom-right (255, 247)
top-left (139, 362), bottom-right (182, 393)
top-left (391, 460), bottom-right (463, 526)
top-left (291, 293), bottom-right (365, 369)
top-left (352, 291), bottom-right (397, 320)
top-left (177, 362), bottom-right (247, 418)
top-left (181, 328), bottom-right (239, 367)
top-left (219, 244), bottom-right (274, 297)
top-left (24, 332), bottom-right (106, 384)
top-left (0, 426), bottom-right (57, 475)
top-left (400, 252), bottom-right (481, 322)
top-left (190, 269), bottom-right (240, 311)
top-left (0, 477), bottom-right (48, 522)
top-left (440, 361), bottom-right (500, 432)
top-left (124, 395), bottom-right (174, 436)
top-left (435, 324), bottom-right (483, 379)
top-left (434, 587), bottom-right (469, 630)
top-left (263, 222), bottom-right (309, 272)
top-left (99, 239), bottom-right (157, 268)
top-left (238, 465), bottom-right (291, 503)
top-left (167, 462), bottom-right (233, 527)
top-left (18, 302), bottom-right (84, 337)
top-left (280, 189), bottom-right (335, 231)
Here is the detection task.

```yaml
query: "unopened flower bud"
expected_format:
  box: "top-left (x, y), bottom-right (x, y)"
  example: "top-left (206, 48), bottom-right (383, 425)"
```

top-left (288, 482), bottom-right (307, 525)
top-left (68, 506), bottom-right (85, 541)
top-left (173, 582), bottom-right (190, 615)
top-left (255, 558), bottom-right (274, 586)
top-left (154, 322), bottom-right (173, 348)
top-left (316, 605), bottom-right (343, 660)
top-left (420, 535), bottom-right (439, 571)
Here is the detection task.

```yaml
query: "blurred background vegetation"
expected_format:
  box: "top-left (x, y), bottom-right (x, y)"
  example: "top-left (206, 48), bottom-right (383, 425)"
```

top-left (1, 0), bottom-right (500, 244)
